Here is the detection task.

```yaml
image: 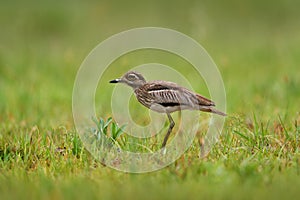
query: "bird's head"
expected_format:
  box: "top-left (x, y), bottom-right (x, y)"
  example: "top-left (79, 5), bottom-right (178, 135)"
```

top-left (109, 71), bottom-right (146, 89)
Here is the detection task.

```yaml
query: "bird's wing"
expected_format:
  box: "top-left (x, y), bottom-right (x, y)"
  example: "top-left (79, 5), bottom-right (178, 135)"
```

top-left (137, 81), bottom-right (214, 107)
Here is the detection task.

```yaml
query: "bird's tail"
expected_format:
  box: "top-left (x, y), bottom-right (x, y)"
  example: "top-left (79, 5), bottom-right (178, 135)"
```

top-left (200, 106), bottom-right (227, 116)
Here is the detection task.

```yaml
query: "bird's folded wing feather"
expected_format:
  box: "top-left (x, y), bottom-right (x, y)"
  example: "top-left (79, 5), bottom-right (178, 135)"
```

top-left (138, 81), bottom-right (214, 107)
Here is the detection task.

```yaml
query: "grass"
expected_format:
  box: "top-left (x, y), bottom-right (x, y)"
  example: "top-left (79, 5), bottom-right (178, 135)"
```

top-left (0, 0), bottom-right (300, 199)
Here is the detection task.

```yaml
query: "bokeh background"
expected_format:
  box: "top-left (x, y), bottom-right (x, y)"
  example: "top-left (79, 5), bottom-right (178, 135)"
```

top-left (0, 0), bottom-right (299, 199)
top-left (1, 0), bottom-right (299, 124)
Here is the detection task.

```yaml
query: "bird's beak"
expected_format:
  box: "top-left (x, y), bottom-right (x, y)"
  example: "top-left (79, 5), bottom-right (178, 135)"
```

top-left (109, 78), bottom-right (121, 83)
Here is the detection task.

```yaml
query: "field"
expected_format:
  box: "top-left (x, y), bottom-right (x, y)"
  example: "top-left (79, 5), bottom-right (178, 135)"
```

top-left (0, 1), bottom-right (300, 199)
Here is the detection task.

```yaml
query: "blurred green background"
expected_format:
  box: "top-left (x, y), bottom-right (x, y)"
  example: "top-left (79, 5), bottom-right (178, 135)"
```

top-left (0, 0), bottom-right (299, 199)
top-left (1, 0), bottom-right (299, 125)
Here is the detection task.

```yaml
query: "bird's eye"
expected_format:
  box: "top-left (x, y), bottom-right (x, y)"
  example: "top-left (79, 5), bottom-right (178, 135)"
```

top-left (127, 74), bottom-right (137, 81)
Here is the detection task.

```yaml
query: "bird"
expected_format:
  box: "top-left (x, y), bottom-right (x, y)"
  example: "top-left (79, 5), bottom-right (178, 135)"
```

top-left (109, 71), bottom-right (226, 148)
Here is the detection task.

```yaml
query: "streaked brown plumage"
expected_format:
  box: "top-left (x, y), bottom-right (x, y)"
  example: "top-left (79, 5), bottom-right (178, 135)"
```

top-left (110, 71), bottom-right (226, 148)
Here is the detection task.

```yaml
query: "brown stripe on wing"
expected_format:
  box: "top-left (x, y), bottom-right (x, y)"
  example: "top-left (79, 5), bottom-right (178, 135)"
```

top-left (199, 106), bottom-right (227, 116)
top-left (195, 94), bottom-right (215, 106)
top-left (147, 85), bottom-right (171, 91)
